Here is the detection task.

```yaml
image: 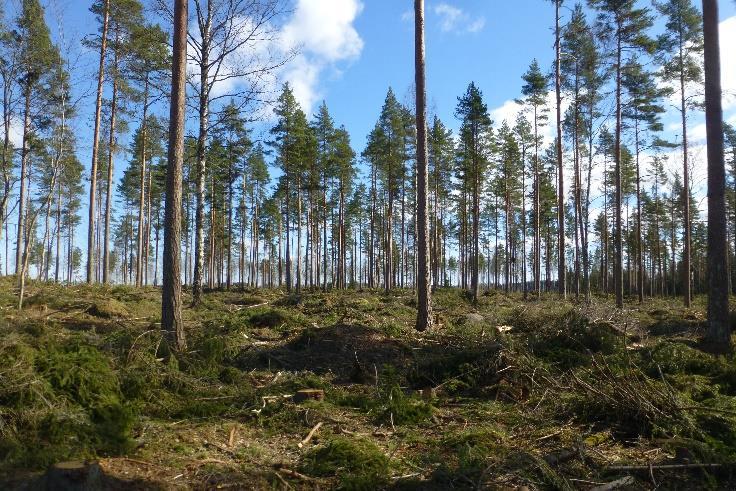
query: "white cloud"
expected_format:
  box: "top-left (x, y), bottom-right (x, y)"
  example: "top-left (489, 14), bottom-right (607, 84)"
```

top-left (400, 10), bottom-right (413, 23)
top-left (188, 0), bottom-right (364, 117)
top-left (467, 17), bottom-right (486, 34)
top-left (281, 0), bottom-right (363, 63)
top-left (277, 0), bottom-right (364, 113)
top-left (490, 91), bottom-right (566, 147)
top-left (9, 116), bottom-right (22, 148)
top-left (433, 3), bottom-right (486, 34)
top-left (719, 16), bottom-right (736, 111)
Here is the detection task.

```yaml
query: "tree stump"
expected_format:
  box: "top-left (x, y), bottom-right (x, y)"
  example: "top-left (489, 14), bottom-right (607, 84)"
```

top-left (293, 389), bottom-right (325, 403)
top-left (44, 461), bottom-right (103, 490)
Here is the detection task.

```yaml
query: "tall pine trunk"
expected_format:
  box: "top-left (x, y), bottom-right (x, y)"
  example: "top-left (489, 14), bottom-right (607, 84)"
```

top-left (136, 77), bottom-right (149, 286)
top-left (161, 0), bottom-right (188, 352)
top-left (87, 0), bottom-right (109, 284)
top-left (679, 35), bottom-right (692, 307)
top-left (15, 86), bottom-right (31, 279)
top-left (555, 0), bottom-right (566, 298)
top-left (414, 0), bottom-right (433, 331)
top-left (702, 0), bottom-right (730, 353)
top-left (103, 33), bottom-right (119, 284)
top-left (614, 22), bottom-right (624, 308)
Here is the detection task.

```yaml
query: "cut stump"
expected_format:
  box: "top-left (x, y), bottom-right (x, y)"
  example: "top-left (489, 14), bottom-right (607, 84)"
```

top-left (44, 461), bottom-right (103, 490)
top-left (293, 389), bottom-right (325, 403)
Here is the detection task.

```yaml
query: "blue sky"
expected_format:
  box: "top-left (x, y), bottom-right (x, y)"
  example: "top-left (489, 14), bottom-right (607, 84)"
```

top-left (3, 0), bottom-right (736, 278)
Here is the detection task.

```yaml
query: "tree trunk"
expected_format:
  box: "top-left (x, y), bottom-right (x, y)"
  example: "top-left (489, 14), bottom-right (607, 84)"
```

top-left (15, 86), bottom-right (31, 279)
top-left (680, 40), bottom-right (692, 308)
top-left (87, 0), bottom-right (110, 284)
top-left (555, 0), bottom-right (565, 298)
top-left (192, 5), bottom-right (211, 305)
top-left (103, 34), bottom-right (119, 285)
top-left (614, 22), bottom-right (624, 308)
top-left (702, 0), bottom-right (730, 353)
top-left (414, 0), bottom-right (433, 330)
top-left (161, 0), bottom-right (188, 352)
top-left (635, 116), bottom-right (644, 303)
top-left (136, 77), bottom-right (149, 287)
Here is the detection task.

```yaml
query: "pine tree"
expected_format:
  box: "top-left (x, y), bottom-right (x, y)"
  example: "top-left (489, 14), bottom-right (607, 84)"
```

top-left (622, 57), bottom-right (665, 303)
top-left (519, 60), bottom-right (548, 298)
top-left (552, 0), bottom-right (565, 297)
top-left (86, 0), bottom-right (110, 284)
top-left (0, 9), bottom-right (19, 265)
top-left (242, 143), bottom-right (269, 289)
top-left (333, 127), bottom-right (355, 290)
top-left (589, 0), bottom-right (655, 307)
top-left (456, 83), bottom-right (493, 302)
top-left (429, 116), bottom-right (454, 291)
top-left (312, 102), bottom-right (336, 290)
top-left (102, 0), bottom-right (145, 284)
top-left (363, 88), bottom-right (409, 293)
top-left (14, 0), bottom-right (56, 284)
top-left (215, 102), bottom-right (250, 289)
top-left (514, 114), bottom-right (533, 298)
top-left (701, 0), bottom-right (730, 353)
top-left (161, 0), bottom-right (187, 352)
top-left (269, 84), bottom-right (302, 293)
top-left (414, 0), bottom-right (432, 331)
top-left (653, 0), bottom-right (702, 307)
top-left (129, 23), bottom-right (169, 286)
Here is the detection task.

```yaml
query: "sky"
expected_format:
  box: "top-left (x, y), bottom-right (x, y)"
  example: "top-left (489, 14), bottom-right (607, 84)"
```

top-left (3, 0), bottom-right (736, 278)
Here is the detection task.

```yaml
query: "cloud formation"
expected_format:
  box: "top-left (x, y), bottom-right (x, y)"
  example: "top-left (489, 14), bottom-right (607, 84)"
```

top-left (433, 3), bottom-right (486, 34)
top-left (279, 0), bottom-right (364, 112)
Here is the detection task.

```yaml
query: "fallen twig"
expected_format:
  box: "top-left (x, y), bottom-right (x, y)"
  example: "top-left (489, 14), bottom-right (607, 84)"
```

top-left (590, 476), bottom-right (636, 491)
top-left (246, 301), bottom-right (270, 309)
top-left (606, 463), bottom-right (722, 471)
top-left (275, 466), bottom-right (319, 482)
top-left (298, 422), bottom-right (323, 448)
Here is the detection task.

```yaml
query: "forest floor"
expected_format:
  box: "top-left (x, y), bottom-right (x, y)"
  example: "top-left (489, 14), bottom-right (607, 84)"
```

top-left (1, 278), bottom-right (736, 490)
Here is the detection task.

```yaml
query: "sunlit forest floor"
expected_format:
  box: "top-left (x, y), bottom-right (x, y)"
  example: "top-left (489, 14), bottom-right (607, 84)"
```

top-left (1, 278), bottom-right (736, 490)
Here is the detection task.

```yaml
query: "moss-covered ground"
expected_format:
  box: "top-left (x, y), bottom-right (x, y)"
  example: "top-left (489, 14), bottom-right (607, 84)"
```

top-left (2, 277), bottom-right (736, 489)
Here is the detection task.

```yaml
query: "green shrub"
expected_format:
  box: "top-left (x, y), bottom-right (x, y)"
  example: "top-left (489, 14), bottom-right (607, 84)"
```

top-left (36, 343), bottom-right (135, 453)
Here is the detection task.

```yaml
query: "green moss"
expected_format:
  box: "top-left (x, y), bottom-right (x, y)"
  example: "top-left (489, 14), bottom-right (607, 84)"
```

top-left (301, 436), bottom-right (390, 490)
top-left (86, 299), bottom-right (129, 319)
top-left (645, 342), bottom-right (736, 394)
top-left (378, 386), bottom-right (433, 425)
top-left (248, 308), bottom-right (288, 329)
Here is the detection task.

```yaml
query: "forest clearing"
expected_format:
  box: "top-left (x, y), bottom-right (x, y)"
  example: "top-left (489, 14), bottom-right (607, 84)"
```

top-left (1, 279), bottom-right (736, 489)
top-left (2, 0), bottom-right (736, 488)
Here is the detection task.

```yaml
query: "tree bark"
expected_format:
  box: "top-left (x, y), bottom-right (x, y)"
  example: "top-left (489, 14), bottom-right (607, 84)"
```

top-left (103, 31), bottom-right (119, 284)
top-left (702, 0), bottom-right (730, 353)
top-left (614, 21), bottom-right (624, 308)
top-left (136, 77), bottom-right (149, 287)
top-left (162, 0), bottom-right (188, 352)
top-left (192, 1), bottom-right (212, 305)
top-left (15, 86), bottom-right (31, 279)
top-left (414, 0), bottom-right (433, 331)
top-left (555, 0), bottom-right (566, 298)
top-left (87, 0), bottom-right (110, 284)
